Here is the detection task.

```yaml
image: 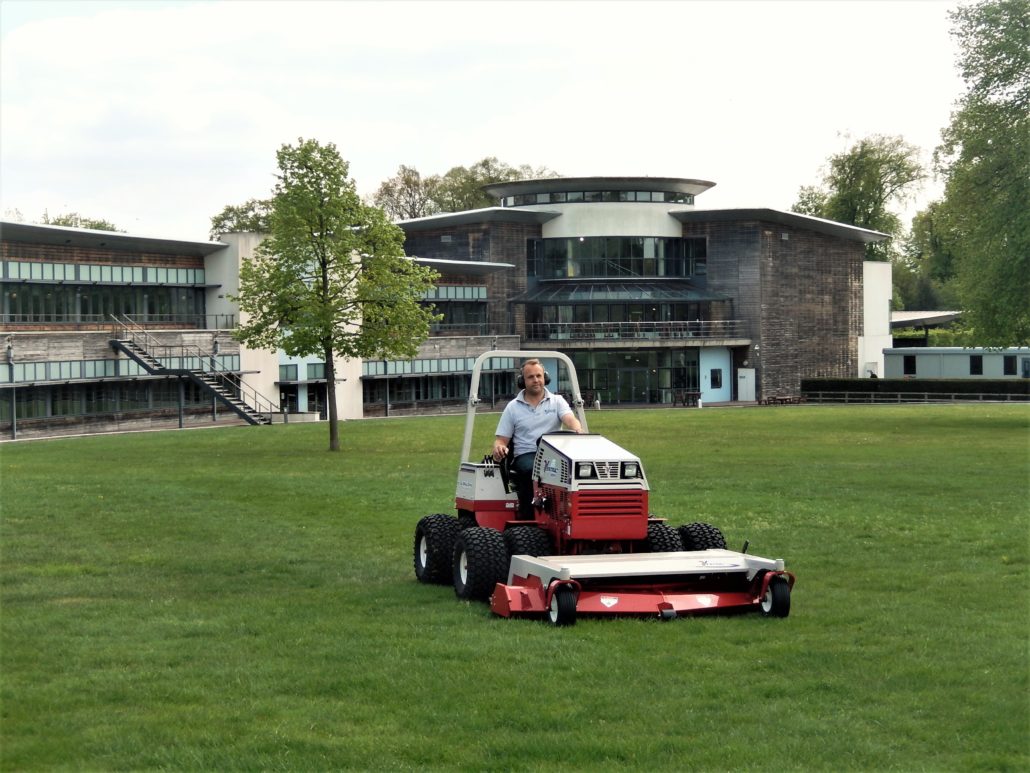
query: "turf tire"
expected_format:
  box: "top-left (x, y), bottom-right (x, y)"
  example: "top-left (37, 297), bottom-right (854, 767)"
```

top-left (679, 522), bottom-right (727, 551)
top-left (504, 525), bottom-right (553, 557)
top-left (453, 527), bottom-right (509, 601)
top-left (414, 514), bottom-right (461, 585)
top-left (646, 522), bottom-right (684, 552)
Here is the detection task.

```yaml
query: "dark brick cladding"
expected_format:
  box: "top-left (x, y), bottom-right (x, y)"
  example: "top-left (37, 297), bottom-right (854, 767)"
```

top-left (682, 220), bottom-right (862, 397)
top-left (404, 221), bottom-right (542, 336)
top-left (2, 241), bottom-right (204, 268)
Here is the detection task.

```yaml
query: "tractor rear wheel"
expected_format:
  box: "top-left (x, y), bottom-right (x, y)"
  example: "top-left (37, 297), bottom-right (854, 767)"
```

top-left (760, 576), bottom-right (791, 618)
top-left (453, 527), bottom-right (509, 601)
top-left (646, 523), bottom-right (684, 552)
top-left (414, 514), bottom-right (461, 584)
top-left (548, 585), bottom-right (577, 626)
top-left (679, 522), bottom-right (727, 551)
top-left (504, 525), bottom-right (553, 557)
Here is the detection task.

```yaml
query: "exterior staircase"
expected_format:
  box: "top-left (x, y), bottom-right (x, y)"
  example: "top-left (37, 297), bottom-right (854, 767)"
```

top-left (109, 316), bottom-right (277, 426)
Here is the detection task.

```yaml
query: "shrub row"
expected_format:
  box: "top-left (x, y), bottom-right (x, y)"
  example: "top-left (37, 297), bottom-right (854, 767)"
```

top-left (801, 378), bottom-right (1030, 396)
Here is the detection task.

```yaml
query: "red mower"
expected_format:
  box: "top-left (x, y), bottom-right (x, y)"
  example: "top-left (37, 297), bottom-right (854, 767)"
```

top-left (413, 350), bottom-right (795, 626)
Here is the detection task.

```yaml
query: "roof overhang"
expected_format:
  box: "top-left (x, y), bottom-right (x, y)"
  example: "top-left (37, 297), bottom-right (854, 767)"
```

top-left (671, 208), bottom-right (889, 244)
top-left (0, 220), bottom-right (226, 257)
top-left (396, 208), bottom-right (560, 232)
top-left (890, 310), bottom-right (962, 329)
top-left (483, 176), bottom-right (716, 199)
top-left (412, 257), bottom-right (515, 277)
top-left (512, 280), bottom-right (730, 304)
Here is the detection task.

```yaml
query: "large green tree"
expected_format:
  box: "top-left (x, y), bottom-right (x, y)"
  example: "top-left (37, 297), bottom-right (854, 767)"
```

top-left (933, 0), bottom-right (1029, 345)
top-left (792, 134), bottom-right (926, 261)
top-left (232, 139), bottom-right (440, 451)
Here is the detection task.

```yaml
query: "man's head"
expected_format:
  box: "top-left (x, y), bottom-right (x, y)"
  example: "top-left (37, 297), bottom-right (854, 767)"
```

top-left (520, 359), bottom-right (548, 395)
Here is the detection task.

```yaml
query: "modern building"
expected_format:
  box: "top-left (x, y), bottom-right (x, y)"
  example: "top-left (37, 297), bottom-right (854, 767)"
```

top-left (1, 174), bottom-right (889, 439)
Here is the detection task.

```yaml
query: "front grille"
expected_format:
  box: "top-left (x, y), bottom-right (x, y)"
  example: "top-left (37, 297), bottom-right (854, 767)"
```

top-left (595, 462), bottom-right (620, 479)
top-left (575, 489), bottom-right (647, 517)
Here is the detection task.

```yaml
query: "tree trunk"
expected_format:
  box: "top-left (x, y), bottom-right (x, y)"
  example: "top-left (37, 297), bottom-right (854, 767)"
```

top-left (325, 347), bottom-right (341, 451)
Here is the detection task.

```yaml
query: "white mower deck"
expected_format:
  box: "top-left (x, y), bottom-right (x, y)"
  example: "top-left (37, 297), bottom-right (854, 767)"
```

top-left (492, 549), bottom-right (791, 618)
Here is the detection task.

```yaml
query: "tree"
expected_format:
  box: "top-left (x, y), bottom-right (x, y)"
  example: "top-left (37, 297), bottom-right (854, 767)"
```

top-left (210, 198), bottom-right (272, 237)
top-left (431, 157), bottom-right (558, 212)
top-left (40, 211), bottom-right (120, 231)
top-left (933, 0), bottom-right (1030, 345)
top-left (231, 139), bottom-right (440, 451)
top-left (372, 165), bottom-right (441, 220)
top-left (791, 134), bottom-right (926, 260)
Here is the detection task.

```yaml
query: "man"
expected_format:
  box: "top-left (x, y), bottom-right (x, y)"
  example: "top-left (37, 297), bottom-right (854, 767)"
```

top-left (493, 358), bottom-right (582, 518)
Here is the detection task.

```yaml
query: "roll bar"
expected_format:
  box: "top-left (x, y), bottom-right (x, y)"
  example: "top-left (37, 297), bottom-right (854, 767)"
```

top-left (460, 350), bottom-right (589, 463)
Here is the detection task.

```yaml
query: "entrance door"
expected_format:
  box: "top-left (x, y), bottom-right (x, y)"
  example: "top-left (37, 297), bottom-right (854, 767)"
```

top-left (737, 368), bottom-right (756, 401)
top-left (616, 369), bottom-right (650, 403)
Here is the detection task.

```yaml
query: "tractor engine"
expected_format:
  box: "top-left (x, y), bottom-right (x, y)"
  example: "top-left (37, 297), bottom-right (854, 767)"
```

top-left (531, 433), bottom-right (650, 551)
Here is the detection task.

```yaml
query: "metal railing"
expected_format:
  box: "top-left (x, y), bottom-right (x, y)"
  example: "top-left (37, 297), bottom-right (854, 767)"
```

top-left (3, 313), bottom-right (236, 329)
top-left (523, 320), bottom-right (747, 341)
top-left (111, 315), bottom-right (279, 419)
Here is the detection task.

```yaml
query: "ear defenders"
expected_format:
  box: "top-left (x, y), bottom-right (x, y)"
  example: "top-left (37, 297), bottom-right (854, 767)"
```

top-left (517, 369), bottom-right (551, 389)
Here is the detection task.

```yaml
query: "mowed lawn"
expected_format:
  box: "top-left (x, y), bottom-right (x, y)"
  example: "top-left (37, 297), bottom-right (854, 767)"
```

top-left (1, 404), bottom-right (1027, 771)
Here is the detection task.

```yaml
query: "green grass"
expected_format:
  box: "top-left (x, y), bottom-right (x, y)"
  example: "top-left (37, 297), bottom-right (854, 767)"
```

top-left (2, 404), bottom-right (1028, 771)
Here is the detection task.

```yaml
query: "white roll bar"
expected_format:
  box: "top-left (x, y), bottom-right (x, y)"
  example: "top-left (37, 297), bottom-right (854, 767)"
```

top-left (460, 350), bottom-right (589, 463)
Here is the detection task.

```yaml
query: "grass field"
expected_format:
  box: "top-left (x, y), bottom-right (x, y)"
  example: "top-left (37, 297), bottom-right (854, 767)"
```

top-left (1, 404), bottom-right (1028, 771)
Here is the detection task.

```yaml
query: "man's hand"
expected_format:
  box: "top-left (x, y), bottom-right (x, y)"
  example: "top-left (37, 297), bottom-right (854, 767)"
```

top-left (492, 439), bottom-right (510, 462)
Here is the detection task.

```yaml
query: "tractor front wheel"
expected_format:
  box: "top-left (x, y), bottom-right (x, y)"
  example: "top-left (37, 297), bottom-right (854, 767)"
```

top-left (504, 525), bottom-right (553, 557)
top-left (760, 576), bottom-right (791, 618)
top-left (548, 585), bottom-right (577, 627)
top-left (414, 514), bottom-right (461, 584)
top-left (453, 527), bottom-right (509, 601)
top-left (679, 522), bottom-right (727, 551)
top-left (646, 523), bottom-right (683, 552)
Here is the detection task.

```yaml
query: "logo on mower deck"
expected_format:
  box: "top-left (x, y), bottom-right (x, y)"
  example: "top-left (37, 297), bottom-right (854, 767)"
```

top-left (698, 560), bottom-right (740, 569)
top-left (600, 596), bottom-right (619, 608)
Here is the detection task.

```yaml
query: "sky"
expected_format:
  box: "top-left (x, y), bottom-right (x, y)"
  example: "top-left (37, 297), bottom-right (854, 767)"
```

top-left (1, 0), bottom-right (966, 242)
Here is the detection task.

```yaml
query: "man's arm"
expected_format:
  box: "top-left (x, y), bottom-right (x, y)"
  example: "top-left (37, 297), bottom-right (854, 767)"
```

top-left (560, 412), bottom-right (583, 433)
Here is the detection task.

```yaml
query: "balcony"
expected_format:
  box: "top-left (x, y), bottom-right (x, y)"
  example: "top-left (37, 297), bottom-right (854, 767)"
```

top-left (523, 320), bottom-right (748, 344)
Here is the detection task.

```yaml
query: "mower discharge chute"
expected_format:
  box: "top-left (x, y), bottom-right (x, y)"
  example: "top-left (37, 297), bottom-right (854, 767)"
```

top-left (413, 350), bottom-right (795, 626)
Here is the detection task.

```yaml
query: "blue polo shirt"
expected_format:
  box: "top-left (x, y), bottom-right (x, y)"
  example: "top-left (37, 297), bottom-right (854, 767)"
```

top-left (496, 389), bottom-right (573, 457)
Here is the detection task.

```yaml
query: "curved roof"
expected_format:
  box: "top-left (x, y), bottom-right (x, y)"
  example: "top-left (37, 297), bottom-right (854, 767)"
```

top-left (671, 208), bottom-right (889, 244)
top-left (396, 207), bottom-right (560, 232)
top-left (482, 176), bottom-right (716, 199)
top-left (0, 220), bottom-right (225, 256)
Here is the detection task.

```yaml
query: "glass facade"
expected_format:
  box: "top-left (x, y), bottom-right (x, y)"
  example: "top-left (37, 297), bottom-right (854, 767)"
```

top-left (570, 349), bottom-right (700, 405)
top-left (529, 237), bottom-right (706, 280)
top-left (501, 190), bottom-right (694, 207)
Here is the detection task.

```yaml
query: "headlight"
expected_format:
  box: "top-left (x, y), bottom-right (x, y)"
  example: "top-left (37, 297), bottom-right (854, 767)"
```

top-left (622, 462), bottom-right (639, 478)
top-left (576, 462), bottom-right (596, 479)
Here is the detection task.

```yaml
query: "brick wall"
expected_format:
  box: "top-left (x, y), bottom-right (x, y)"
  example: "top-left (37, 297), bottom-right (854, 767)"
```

top-left (682, 219), bottom-right (863, 398)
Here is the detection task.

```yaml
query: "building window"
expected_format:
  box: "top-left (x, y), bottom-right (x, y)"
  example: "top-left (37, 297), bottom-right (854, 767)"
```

top-left (903, 355), bottom-right (916, 376)
top-left (279, 364), bottom-right (298, 381)
top-left (307, 363), bottom-right (325, 380)
top-left (1003, 355), bottom-right (1016, 376)
top-left (970, 355), bottom-right (983, 376)
top-left (710, 368), bottom-right (722, 389)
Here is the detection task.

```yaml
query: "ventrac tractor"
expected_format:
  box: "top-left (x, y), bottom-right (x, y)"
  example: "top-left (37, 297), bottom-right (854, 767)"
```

top-left (413, 350), bottom-right (795, 626)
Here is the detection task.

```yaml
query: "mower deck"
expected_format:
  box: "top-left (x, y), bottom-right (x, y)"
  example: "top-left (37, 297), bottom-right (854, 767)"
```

top-left (491, 549), bottom-right (793, 619)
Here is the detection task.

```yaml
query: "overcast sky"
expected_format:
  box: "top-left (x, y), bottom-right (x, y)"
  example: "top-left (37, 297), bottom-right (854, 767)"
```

top-left (1, 0), bottom-right (965, 242)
